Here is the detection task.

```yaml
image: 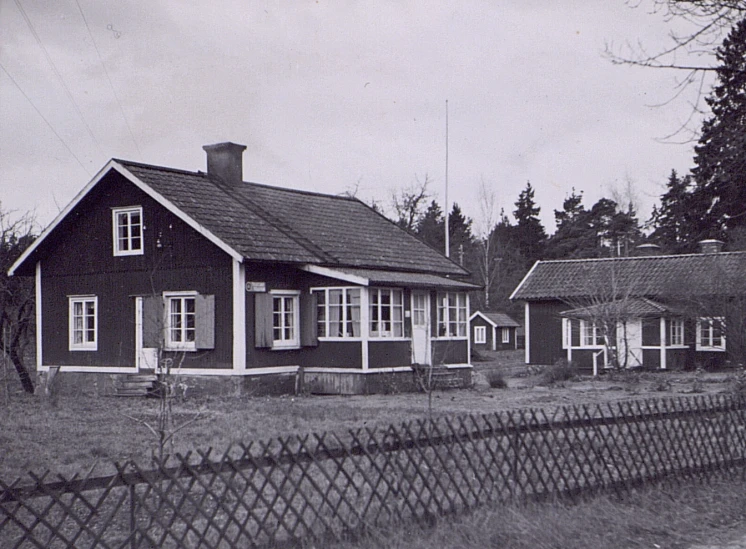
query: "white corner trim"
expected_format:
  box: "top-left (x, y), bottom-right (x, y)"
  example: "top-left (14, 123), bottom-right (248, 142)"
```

top-left (300, 265), bottom-right (369, 286)
top-left (233, 259), bottom-right (246, 371)
top-left (9, 160), bottom-right (244, 276)
top-left (524, 301), bottom-right (530, 364)
top-left (35, 261), bottom-right (42, 369)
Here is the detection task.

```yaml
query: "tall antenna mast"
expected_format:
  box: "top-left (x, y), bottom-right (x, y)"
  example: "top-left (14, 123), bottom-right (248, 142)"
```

top-left (445, 99), bottom-right (450, 258)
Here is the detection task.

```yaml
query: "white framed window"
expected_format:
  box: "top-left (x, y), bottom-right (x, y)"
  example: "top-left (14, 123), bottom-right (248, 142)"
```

top-left (312, 288), bottom-right (361, 338)
top-left (412, 293), bottom-right (427, 327)
top-left (270, 291), bottom-right (299, 349)
top-left (370, 288), bottom-right (404, 338)
top-left (669, 318), bottom-right (685, 347)
top-left (697, 317), bottom-right (725, 351)
top-left (437, 292), bottom-right (467, 338)
top-left (474, 326), bottom-right (487, 344)
top-left (69, 296), bottom-right (97, 351)
top-left (502, 327), bottom-right (510, 344)
top-left (165, 293), bottom-right (197, 351)
top-left (113, 207), bottom-right (143, 256)
top-left (580, 320), bottom-right (604, 347)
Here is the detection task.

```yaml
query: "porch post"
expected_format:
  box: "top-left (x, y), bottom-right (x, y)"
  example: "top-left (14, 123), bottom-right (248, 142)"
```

top-left (660, 317), bottom-right (667, 370)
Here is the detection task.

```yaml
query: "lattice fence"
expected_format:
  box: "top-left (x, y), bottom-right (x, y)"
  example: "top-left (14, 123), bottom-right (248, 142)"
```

top-left (2, 394), bottom-right (746, 548)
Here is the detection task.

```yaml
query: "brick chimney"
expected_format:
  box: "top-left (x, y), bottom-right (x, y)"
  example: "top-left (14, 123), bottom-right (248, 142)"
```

top-left (203, 142), bottom-right (247, 185)
top-left (698, 239), bottom-right (724, 254)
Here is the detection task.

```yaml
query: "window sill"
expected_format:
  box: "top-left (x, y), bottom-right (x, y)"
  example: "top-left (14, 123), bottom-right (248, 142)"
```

top-left (271, 344), bottom-right (301, 351)
top-left (164, 346), bottom-right (197, 353)
top-left (696, 347), bottom-right (726, 352)
top-left (70, 346), bottom-right (97, 351)
top-left (113, 250), bottom-right (144, 257)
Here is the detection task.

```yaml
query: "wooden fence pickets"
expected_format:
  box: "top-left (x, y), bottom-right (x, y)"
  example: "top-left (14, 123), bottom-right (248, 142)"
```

top-left (2, 394), bottom-right (746, 548)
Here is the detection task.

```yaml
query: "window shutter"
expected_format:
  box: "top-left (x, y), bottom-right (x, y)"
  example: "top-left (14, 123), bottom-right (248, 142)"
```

top-left (254, 293), bottom-right (273, 348)
top-left (142, 296), bottom-right (163, 348)
top-left (195, 294), bottom-right (215, 349)
top-left (300, 292), bottom-right (318, 347)
top-left (570, 319), bottom-right (580, 347)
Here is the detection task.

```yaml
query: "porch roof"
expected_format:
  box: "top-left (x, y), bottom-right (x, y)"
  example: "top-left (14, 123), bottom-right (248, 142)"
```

top-left (559, 297), bottom-right (681, 320)
top-left (302, 265), bottom-right (480, 290)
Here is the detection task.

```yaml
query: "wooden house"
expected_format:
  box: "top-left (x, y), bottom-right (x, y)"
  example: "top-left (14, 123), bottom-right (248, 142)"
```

top-left (509, 242), bottom-right (746, 373)
top-left (9, 143), bottom-right (477, 395)
top-left (469, 311), bottom-right (520, 351)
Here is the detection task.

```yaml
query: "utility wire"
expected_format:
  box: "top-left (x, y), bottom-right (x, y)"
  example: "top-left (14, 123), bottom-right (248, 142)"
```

top-left (13, 0), bottom-right (103, 156)
top-left (74, 0), bottom-right (142, 159)
top-left (0, 63), bottom-right (92, 176)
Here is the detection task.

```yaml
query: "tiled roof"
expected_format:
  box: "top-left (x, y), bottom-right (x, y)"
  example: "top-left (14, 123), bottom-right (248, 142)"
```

top-left (560, 298), bottom-right (675, 319)
top-left (483, 312), bottom-right (521, 327)
top-left (118, 160), bottom-right (468, 276)
top-left (511, 252), bottom-right (746, 301)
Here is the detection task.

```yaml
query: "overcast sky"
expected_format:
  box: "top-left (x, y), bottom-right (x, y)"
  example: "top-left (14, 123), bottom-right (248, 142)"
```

top-left (0, 1), bottom-right (710, 234)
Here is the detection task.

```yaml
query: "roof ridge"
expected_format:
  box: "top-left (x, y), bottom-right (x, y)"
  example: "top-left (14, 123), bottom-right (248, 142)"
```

top-left (538, 250), bottom-right (746, 264)
top-left (210, 178), bottom-right (339, 264)
top-left (114, 158), bottom-right (207, 178)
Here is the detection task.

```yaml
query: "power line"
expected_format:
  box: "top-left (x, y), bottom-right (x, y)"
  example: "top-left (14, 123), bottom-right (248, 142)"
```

top-left (0, 63), bottom-right (92, 176)
top-left (13, 0), bottom-right (103, 156)
top-left (74, 0), bottom-right (142, 159)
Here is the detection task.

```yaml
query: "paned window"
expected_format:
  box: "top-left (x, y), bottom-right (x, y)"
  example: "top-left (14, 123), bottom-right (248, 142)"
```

top-left (113, 207), bottom-right (143, 256)
top-left (437, 292), bottom-right (467, 337)
top-left (370, 289), bottom-right (404, 338)
top-left (502, 327), bottom-right (510, 344)
top-left (474, 326), bottom-right (487, 344)
top-left (697, 317), bottom-right (725, 351)
top-left (580, 320), bottom-right (604, 347)
top-left (69, 296), bottom-right (97, 350)
top-left (669, 319), bottom-right (685, 346)
top-left (313, 288), bottom-right (361, 338)
top-left (273, 293), bottom-right (299, 348)
top-left (166, 294), bottom-right (196, 350)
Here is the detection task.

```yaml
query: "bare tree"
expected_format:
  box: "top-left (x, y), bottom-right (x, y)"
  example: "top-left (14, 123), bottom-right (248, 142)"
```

top-left (474, 179), bottom-right (501, 309)
top-left (0, 206), bottom-right (37, 393)
top-left (390, 174), bottom-right (431, 232)
top-left (605, 1), bottom-right (746, 139)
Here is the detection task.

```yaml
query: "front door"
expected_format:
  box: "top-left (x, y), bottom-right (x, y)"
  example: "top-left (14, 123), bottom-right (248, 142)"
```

top-left (411, 291), bottom-right (430, 365)
top-left (135, 297), bottom-right (159, 371)
top-left (618, 319), bottom-right (643, 368)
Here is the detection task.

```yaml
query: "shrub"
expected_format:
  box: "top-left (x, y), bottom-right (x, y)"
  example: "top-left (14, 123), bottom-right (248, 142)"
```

top-left (539, 359), bottom-right (576, 386)
top-left (729, 368), bottom-right (746, 395)
top-left (485, 369), bottom-right (508, 389)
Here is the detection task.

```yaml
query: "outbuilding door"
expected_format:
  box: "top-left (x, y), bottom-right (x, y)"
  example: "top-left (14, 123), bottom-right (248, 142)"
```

top-left (411, 291), bottom-right (431, 365)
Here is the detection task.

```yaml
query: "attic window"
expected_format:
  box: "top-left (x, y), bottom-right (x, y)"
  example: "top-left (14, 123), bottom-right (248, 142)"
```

top-left (113, 207), bottom-right (143, 256)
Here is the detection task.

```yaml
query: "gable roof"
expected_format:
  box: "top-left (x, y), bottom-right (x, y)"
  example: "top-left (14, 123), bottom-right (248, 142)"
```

top-left (11, 159), bottom-right (469, 278)
top-left (559, 297), bottom-right (679, 320)
top-left (470, 311), bottom-right (520, 327)
top-left (510, 252), bottom-right (746, 301)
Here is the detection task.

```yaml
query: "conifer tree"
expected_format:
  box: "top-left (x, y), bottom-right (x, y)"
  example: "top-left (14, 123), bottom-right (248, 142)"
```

top-left (690, 17), bottom-right (746, 240)
top-left (512, 182), bottom-right (546, 263)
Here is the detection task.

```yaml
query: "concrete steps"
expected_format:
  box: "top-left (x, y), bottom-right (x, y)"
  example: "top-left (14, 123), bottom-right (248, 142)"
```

top-left (113, 374), bottom-right (158, 397)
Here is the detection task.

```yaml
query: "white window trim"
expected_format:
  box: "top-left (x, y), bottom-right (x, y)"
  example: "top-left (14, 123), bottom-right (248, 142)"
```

top-left (369, 288), bottom-right (405, 339)
top-left (69, 295), bottom-right (98, 351)
top-left (668, 318), bottom-right (686, 348)
top-left (164, 291), bottom-right (198, 352)
top-left (271, 290), bottom-right (300, 350)
top-left (696, 317), bottom-right (726, 352)
top-left (474, 326), bottom-right (487, 344)
top-left (501, 327), bottom-right (510, 344)
top-left (311, 287), bottom-right (363, 340)
top-left (579, 319), bottom-right (605, 348)
top-left (112, 206), bottom-right (144, 257)
top-left (436, 292), bottom-right (468, 340)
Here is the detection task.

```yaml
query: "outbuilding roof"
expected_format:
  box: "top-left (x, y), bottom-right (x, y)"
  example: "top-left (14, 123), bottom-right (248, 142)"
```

top-left (510, 252), bottom-right (746, 301)
top-left (11, 158), bottom-right (469, 278)
top-left (470, 311), bottom-right (521, 328)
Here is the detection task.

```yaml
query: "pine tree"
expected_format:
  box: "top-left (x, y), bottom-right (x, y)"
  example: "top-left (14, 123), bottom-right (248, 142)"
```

top-left (690, 17), bottom-right (746, 241)
top-left (650, 170), bottom-right (697, 253)
top-left (512, 182), bottom-right (547, 263)
top-left (415, 200), bottom-right (445, 253)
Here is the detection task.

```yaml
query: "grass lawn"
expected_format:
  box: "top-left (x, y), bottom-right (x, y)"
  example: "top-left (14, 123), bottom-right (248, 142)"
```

top-left (1, 350), bottom-right (745, 548)
top-left (1, 350), bottom-right (741, 482)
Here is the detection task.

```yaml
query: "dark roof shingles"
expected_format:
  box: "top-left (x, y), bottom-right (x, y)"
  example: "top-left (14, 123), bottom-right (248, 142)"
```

top-left (512, 253), bottom-right (746, 300)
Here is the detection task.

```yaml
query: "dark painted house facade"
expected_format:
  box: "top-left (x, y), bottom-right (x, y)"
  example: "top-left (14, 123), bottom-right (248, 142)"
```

top-left (469, 311), bottom-right (520, 351)
top-left (510, 243), bottom-right (746, 373)
top-left (10, 143), bottom-right (477, 394)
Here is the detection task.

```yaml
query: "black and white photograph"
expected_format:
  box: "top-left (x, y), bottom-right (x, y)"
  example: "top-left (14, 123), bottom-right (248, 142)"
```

top-left (1, 1), bottom-right (746, 547)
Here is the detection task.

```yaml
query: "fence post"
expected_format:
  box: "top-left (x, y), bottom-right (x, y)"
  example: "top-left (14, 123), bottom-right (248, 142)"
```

top-left (130, 483), bottom-right (137, 549)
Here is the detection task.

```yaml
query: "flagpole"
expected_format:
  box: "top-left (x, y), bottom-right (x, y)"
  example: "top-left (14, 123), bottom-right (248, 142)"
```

top-left (445, 99), bottom-right (450, 258)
